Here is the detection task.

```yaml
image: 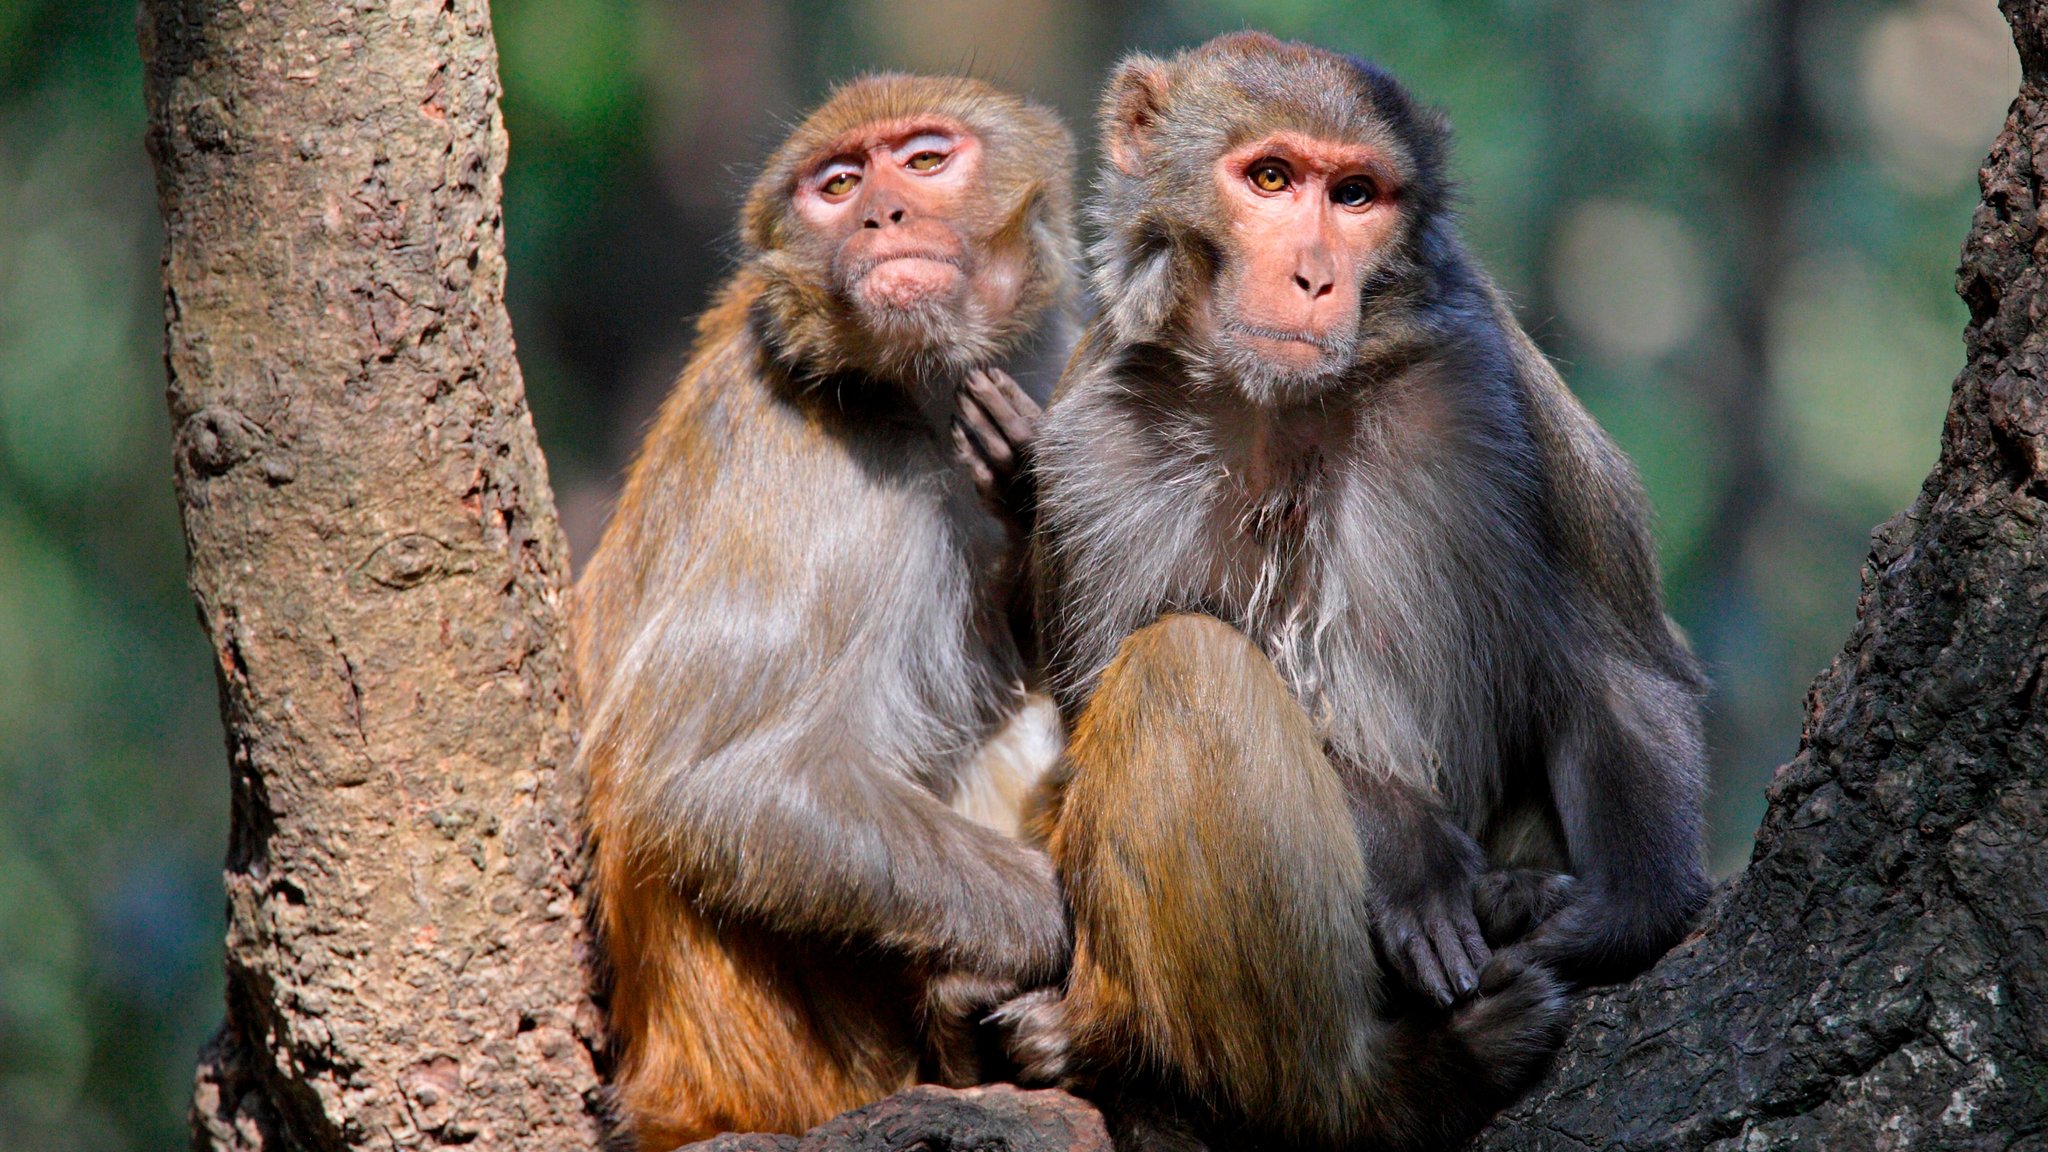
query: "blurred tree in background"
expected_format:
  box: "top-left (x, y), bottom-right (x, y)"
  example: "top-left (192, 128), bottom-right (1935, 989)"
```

top-left (0, 1), bottom-right (2017, 1148)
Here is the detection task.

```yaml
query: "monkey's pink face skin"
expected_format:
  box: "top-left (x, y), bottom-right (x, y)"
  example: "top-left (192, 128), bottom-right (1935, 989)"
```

top-left (1209, 133), bottom-right (1402, 374)
top-left (796, 119), bottom-right (985, 311)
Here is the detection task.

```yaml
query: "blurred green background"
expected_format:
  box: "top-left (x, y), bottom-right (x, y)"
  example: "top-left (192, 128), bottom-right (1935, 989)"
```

top-left (0, 0), bottom-right (2016, 1147)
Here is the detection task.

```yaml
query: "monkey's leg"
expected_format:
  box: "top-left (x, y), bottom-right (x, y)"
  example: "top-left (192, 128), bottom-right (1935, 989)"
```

top-left (1521, 653), bottom-right (1711, 986)
top-left (1034, 613), bottom-right (1384, 1142)
top-left (597, 839), bottom-right (919, 1149)
top-left (1028, 613), bottom-right (1567, 1150)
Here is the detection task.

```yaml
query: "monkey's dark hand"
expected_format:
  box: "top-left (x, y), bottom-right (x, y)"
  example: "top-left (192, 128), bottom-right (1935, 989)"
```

top-left (952, 367), bottom-right (1041, 536)
top-left (1473, 868), bottom-right (1577, 948)
top-left (1486, 874), bottom-right (1705, 990)
top-left (922, 970), bottom-right (1032, 1087)
top-left (989, 987), bottom-right (1071, 1086)
top-left (1367, 819), bottom-right (1493, 1007)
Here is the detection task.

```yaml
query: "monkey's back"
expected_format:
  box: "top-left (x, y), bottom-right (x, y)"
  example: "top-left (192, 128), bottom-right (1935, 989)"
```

top-left (572, 277), bottom-right (1026, 1146)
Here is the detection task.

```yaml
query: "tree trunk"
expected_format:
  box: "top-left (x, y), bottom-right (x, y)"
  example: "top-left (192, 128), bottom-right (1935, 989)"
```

top-left (1470, 2), bottom-right (2048, 1146)
top-left (141, 3), bottom-right (604, 1149)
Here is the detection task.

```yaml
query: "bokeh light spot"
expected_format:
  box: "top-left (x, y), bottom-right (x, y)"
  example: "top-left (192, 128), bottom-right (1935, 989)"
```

top-left (1554, 199), bottom-right (1709, 362)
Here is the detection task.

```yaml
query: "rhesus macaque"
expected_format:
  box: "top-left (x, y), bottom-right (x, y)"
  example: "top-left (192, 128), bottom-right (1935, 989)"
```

top-left (1010, 32), bottom-right (1710, 1150)
top-left (571, 75), bottom-right (1079, 1149)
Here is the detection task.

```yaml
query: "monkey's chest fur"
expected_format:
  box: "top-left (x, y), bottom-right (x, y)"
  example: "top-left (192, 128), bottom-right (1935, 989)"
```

top-left (1040, 378), bottom-right (1552, 811)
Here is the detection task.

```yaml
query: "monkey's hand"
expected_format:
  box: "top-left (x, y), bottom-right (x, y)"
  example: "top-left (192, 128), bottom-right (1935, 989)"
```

top-left (952, 367), bottom-right (1041, 536)
top-left (921, 970), bottom-right (1030, 1087)
top-left (1473, 868), bottom-right (1577, 949)
top-left (1366, 818), bottom-right (1493, 1007)
top-left (988, 987), bottom-right (1072, 1086)
top-left (1486, 874), bottom-right (1705, 990)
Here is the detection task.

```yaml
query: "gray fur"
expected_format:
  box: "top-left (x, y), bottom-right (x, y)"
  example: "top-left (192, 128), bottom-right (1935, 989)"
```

top-left (1028, 32), bottom-right (1710, 1148)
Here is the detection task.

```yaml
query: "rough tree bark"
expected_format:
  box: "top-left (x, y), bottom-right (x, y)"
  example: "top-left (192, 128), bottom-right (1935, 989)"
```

top-left (148, 0), bottom-right (2047, 1149)
top-left (1469, 1), bottom-right (2048, 1144)
top-left (142, 3), bottom-right (604, 1149)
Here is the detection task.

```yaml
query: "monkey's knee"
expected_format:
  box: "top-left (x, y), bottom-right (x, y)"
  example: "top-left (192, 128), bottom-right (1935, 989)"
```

top-left (1059, 612), bottom-right (1340, 844)
top-left (1073, 613), bottom-right (1305, 761)
top-left (1098, 612), bottom-right (1273, 695)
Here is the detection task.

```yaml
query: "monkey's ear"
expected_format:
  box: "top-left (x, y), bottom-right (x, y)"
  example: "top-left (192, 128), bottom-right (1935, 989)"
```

top-left (1102, 55), bottom-right (1171, 177)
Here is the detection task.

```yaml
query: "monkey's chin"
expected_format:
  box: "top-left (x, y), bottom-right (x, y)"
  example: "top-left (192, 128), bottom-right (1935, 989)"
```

top-left (860, 258), bottom-right (965, 310)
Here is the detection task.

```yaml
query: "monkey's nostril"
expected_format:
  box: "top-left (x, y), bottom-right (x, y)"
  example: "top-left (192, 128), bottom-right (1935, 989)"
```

top-left (1294, 274), bottom-right (1312, 293)
top-left (889, 208), bottom-right (905, 223)
top-left (863, 218), bottom-right (880, 229)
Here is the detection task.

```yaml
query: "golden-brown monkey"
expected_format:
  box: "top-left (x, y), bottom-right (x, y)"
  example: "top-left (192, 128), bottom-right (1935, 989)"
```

top-left (571, 75), bottom-right (1078, 1149)
top-left (1006, 33), bottom-right (1709, 1150)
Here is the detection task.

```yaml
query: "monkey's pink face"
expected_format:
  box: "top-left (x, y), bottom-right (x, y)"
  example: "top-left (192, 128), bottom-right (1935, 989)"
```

top-left (794, 119), bottom-right (988, 314)
top-left (1205, 133), bottom-right (1402, 376)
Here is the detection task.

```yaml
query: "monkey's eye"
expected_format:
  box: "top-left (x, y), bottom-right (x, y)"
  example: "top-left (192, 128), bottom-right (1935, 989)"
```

top-left (820, 170), bottom-right (860, 197)
top-left (1249, 163), bottom-right (1291, 193)
top-left (906, 150), bottom-right (948, 172)
top-left (1331, 178), bottom-right (1377, 208)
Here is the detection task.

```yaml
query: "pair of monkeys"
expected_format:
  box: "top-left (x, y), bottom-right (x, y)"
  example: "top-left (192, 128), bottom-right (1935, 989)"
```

top-left (573, 31), bottom-right (1709, 1152)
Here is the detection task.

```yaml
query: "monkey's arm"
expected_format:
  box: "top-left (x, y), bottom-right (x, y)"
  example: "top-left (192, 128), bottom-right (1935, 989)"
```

top-left (1521, 649), bottom-right (1710, 987)
top-left (1497, 318), bottom-right (1711, 984)
top-left (585, 628), bottom-right (1068, 986)
top-left (598, 691), bottom-right (1069, 985)
top-left (675, 745), bottom-right (1069, 982)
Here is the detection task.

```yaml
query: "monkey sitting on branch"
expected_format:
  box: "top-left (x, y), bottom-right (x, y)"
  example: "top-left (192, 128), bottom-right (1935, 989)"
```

top-left (570, 75), bottom-right (1080, 1149)
top-left (1009, 32), bottom-right (1711, 1151)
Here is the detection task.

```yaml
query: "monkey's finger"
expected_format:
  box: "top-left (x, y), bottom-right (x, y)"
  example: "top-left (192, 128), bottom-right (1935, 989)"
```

top-left (1478, 944), bottom-right (1530, 996)
top-left (952, 422), bottom-right (997, 492)
top-left (1536, 872), bottom-right (1579, 920)
top-left (957, 393), bottom-right (1016, 471)
top-left (1403, 935), bottom-right (1455, 1008)
top-left (968, 368), bottom-right (1041, 444)
top-left (1429, 918), bottom-right (1480, 1001)
top-left (961, 371), bottom-right (1015, 434)
top-left (1001, 369), bottom-right (1043, 419)
top-left (1458, 915), bottom-right (1493, 981)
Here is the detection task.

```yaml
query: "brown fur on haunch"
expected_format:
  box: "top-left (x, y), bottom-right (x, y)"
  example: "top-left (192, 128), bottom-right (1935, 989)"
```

top-left (1016, 615), bottom-right (1566, 1151)
top-left (1021, 32), bottom-right (1707, 1149)
top-left (573, 75), bottom-right (1079, 1149)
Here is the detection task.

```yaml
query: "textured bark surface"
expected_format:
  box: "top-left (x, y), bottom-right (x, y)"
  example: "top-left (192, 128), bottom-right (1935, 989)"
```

top-left (680, 1087), bottom-right (1109, 1152)
top-left (1470, 1), bottom-right (2048, 1146)
top-left (141, 2), bottom-right (604, 1149)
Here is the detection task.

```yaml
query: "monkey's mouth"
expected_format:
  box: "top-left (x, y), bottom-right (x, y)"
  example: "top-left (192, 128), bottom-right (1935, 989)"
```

top-left (1232, 322), bottom-right (1339, 351)
top-left (853, 253), bottom-right (967, 309)
top-left (1229, 322), bottom-right (1351, 371)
